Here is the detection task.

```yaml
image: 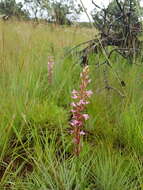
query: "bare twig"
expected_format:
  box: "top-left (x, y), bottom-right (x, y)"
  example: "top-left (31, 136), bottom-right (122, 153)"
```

top-left (92, 0), bottom-right (102, 10)
top-left (115, 0), bottom-right (123, 12)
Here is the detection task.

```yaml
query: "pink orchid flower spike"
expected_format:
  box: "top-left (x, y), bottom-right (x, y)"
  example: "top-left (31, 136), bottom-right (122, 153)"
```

top-left (69, 65), bottom-right (93, 156)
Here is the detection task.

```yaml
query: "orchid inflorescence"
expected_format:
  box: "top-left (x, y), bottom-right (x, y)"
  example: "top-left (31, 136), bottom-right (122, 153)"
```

top-left (70, 65), bottom-right (93, 156)
top-left (47, 56), bottom-right (55, 84)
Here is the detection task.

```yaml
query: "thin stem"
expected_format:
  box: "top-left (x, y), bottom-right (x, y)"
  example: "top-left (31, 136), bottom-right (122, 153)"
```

top-left (79, 0), bottom-right (94, 28)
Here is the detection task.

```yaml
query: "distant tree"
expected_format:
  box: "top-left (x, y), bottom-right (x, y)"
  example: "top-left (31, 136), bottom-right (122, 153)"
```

top-left (24, 0), bottom-right (82, 24)
top-left (48, 0), bottom-right (82, 25)
top-left (50, 1), bottom-right (72, 24)
top-left (0, 0), bottom-right (29, 19)
top-left (24, 0), bottom-right (45, 21)
top-left (91, 0), bottom-right (142, 35)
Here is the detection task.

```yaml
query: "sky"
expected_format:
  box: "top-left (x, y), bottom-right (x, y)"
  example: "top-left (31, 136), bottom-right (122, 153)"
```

top-left (77, 0), bottom-right (110, 21)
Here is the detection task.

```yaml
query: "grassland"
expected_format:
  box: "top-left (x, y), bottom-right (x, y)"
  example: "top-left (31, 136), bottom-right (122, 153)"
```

top-left (0, 21), bottom-right (143, 189)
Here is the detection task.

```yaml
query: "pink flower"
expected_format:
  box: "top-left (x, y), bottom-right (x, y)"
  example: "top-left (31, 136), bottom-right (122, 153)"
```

top-left (71, 102), bottom-right (76, 107)
top-left (84, 101), bottom-right (89, 105)
top-left (80, 131), bottom-right (86, 135)
top-left (86, 90), bottom-right (93, 97)
top-left (70, 130), bottom-right (74, 134)
top-left (82, 114), bottom-right (89, 120)
top-left (70, 120), bottom-right (82, 127)
top-left (76, 100), bottom-right (89, 106)
top-left (77, 99), bottom-right (85, 106)
top-left (70, 130), bottom-right (85, 136)
top-left (71, 95), bottom-right (78, 99)
top-left (71, 109), bottom-right (76, 113)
